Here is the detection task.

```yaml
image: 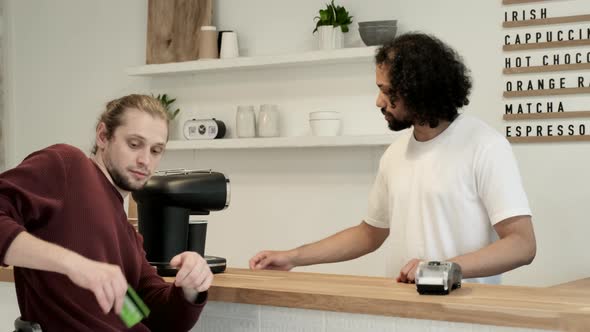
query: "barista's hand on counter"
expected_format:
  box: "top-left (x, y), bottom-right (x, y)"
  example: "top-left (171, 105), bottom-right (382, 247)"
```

top-left (397, 258), bottom-right (423, 283)
top-left (249, 250), bottom-right (296, 271)
top-left (170, 252), bottom-right (213, 300)
top-left (65, 254), bottom-right (128, 315)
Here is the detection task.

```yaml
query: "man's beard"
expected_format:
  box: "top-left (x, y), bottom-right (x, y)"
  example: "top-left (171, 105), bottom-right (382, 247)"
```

top-left (382, 108), bottom-right (413, 131)
top-left (106, 164), bottom-right (147, 192)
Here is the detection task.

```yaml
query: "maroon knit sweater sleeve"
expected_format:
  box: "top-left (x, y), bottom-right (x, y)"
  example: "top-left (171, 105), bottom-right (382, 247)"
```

top-left (0, 145), bottom-right (67, 266)
top-left (133, 232), bottom-right (207, 331)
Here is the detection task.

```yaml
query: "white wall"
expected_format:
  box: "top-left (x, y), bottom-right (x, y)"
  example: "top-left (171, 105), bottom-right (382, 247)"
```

top-left (0, 282), bottom-right (19, 329)
top-left (5, 0), bottom-right (149, 163)
top-left (2, 3), bottom-right (589, 318)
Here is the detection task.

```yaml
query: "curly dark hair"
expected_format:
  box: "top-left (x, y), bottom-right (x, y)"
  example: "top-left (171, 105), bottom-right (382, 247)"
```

top-left (375, 33), bottom-right (472, 128)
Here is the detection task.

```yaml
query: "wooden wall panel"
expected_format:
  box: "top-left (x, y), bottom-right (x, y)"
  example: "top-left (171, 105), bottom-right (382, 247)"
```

top-left (146, 0), bottom-right (213, 64)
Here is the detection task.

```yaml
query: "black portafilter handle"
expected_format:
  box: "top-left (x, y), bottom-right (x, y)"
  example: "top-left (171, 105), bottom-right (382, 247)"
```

top-left (131, 171), bottom-right (230, 267)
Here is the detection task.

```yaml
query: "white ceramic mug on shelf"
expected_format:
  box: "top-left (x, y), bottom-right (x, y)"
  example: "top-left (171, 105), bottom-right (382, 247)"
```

top-left (257, 104), bottom-right (280, 137)
top-left (220, 31), bottom-right (239, 59)
top-left (236, 105), bottom-right (256, 138)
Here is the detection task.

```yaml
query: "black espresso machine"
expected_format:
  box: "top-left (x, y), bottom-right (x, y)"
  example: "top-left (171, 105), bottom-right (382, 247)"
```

top-left (132, 169), bottom-right (230, 276)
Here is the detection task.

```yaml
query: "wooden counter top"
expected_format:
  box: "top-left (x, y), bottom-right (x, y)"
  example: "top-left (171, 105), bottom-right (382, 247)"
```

top-left (0, 267), bottom-right (13, 282)
top-left (3, 267), bottom-right (590, 331)
top-left (551, 277), bottom-right (590, 292)
top-left (175, 269), bottom-right (590, 331)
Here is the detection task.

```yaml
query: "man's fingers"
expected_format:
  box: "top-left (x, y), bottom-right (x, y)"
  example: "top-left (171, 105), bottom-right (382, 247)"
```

top-left (177, 268), bottom-right (198, 288)
top-left (112, 279), bottom-right (125, 314)
top-left (184, 263), bottom-right (213, 292)
top-left (113, 290), bottom-right (123, 314)
top-left (94, 287), bottom-right (110, 314)
top-left (249, 256), bottom-right (262, 269)
top-left (399, 262), bottom-right (412, 281)
top-left (103, 282), bottom-right (116, 312)
top-left (408, 260), bottom-right (422, 282)
top-left (248, 258), bottom-right (257, 269)
top-left (116, 274), bottom-right (128, 314)
top-left (173, 254), bottom-right (194, 286)
top-left (396, 259), bottom-right (420, 282)
top-left (175, 266), bottom-right (190, 286)
top-left (170, 254), bottom-right (183, 268)
top-left (251, 253), bottom-right (268, 270)
top-left (67, 260), bottom-right (129, 315)
top-left (398, 259), bottom-right (421, 283)
top-left (197, 272), bottom-right (214, 292)
top-left (398, 272), bottom-right (407, 283)
top-left (174, 253), bottom-right (200, 287)
top-left (256, 256), bottom-right (271, 269)
top-left (407, 261), bottom-right (420, 282)
top-left (408, 268), bottom-right (416, 282)
top-left (194, 263), bottom-right (210, 286)
top-left (177, 260), bottom-right (210, 288)
top-left (401, 259), bottom-right (416, 276)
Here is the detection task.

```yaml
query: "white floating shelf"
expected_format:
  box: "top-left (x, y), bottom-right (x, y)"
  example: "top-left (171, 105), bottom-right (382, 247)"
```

top-left (127, 46), bottom-right (379, 76)
top-left (164, 134), bottom-right (396, 150)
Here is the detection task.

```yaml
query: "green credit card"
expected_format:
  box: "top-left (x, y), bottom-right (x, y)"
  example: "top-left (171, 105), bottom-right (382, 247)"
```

top-left (120, 285), bottom-right (150, 328)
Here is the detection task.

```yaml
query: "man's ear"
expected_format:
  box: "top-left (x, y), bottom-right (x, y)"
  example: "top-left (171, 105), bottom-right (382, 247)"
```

top-left (95, 122), bottom-right (109, 150)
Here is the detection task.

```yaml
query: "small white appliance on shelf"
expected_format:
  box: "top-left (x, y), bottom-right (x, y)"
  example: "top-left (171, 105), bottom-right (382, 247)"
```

top-left (183, 118), bottom-right (226, 140)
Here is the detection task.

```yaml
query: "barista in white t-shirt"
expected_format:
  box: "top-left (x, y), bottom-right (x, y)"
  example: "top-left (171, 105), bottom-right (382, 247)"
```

top-left (249, 33), bottom-right (536, 284)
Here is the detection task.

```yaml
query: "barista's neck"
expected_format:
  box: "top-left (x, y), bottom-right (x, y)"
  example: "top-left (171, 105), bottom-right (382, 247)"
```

top-left (90, 154), bottom-right (129, 198)
top-left (412, 115), bottom-right (458, 142)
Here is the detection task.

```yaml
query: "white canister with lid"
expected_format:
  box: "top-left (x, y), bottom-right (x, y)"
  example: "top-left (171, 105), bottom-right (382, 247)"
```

top-left (258, 104), bottom-right (280, 137)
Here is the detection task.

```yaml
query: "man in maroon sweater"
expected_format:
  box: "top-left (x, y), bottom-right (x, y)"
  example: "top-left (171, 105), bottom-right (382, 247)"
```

top-left (0, 94), bottom-right (212, 331)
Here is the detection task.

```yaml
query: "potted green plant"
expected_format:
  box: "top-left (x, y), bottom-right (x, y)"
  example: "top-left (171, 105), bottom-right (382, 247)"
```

top-left (313, 0), bottom-right (353, 50)
top-left (153, 93), bottom-right (182, 139)
top-left (153, 93), bottom-right (180, 121)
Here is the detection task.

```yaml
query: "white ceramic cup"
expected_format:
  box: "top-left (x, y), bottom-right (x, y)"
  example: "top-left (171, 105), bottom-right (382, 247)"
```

top-left (220, 31), bottom-right (239, 59)
top-left (236, 105), bottom-right (256, 138)
top-left (257, 104), bottom-right (280, 137)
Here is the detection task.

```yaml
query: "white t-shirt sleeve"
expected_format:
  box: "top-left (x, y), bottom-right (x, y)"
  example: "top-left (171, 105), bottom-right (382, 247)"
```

top-left (475, 139), bottom-right (532, 225)
top-left (365, 156), bottom-right (390, 228)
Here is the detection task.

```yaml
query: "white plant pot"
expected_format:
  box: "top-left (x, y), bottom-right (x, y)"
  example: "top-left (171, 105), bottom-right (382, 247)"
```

top-left (333, 28), bottom-right (344, 48)
top-left (317, 26), bottom-right (344, 50)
